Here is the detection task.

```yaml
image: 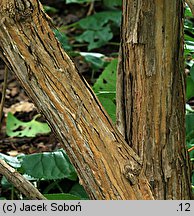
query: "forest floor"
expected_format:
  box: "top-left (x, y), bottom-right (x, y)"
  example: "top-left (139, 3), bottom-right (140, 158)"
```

top-left (0, 1), bottom-right (95, 156)
top-left (0, 1), bottom-right (119, 156)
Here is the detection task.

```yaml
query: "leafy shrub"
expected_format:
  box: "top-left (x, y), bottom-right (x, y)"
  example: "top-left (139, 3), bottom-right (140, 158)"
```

top-left (93, 58), bottom-right (117, 122)
top-left (76, 11), bottom-right (121, 50)
top-left (0, 149), bottom-right (88, 200)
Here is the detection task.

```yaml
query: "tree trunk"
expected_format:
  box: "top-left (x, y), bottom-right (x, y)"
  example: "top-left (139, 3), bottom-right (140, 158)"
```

top-left (0, 0), bottom-right (154, 199)
top-left (116, 0), bottom-right (192, 199)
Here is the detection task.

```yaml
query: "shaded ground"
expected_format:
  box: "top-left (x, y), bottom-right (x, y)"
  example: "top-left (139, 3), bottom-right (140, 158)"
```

top-left (0, 2), bottom-right (93, 156)
top-left (0, 1), bottom-right (119, 156)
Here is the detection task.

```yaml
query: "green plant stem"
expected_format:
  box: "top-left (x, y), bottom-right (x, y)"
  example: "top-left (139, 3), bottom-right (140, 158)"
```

top-left (107, 42), bottom-right (120, 46)
top-left (71, 43), bottom-right (88, 48)
top-left (0, 65), bottom-right (8, 132)
top-left (58, 22), bottom-right (79, 31)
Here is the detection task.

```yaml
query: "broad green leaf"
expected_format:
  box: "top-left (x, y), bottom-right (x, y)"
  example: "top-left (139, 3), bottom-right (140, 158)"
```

top-left (103, 0), bottom-right (122, 7)
top-left (21, 149), bottom-right (77, 181)
top-left (54, 30), bottom-right (72, 51)
top-left (84, 55), bottom-right (105, 70)
top-left (93, 59), bottom-right (117, 122)
top-left (76, 26), bottom-right (113, 50)
top-left (78, 11), bottom-right (121, 29)
top-left (96, 96), bottom-right (116, 122)
top-left (186, 76), bottom-right (194, 100)
top-left (190, 64), bottom-right (194, 81)
top-left (0, 153), bottom-right (21, 168)
top-left (80, 52), bottom-right (105, 58)
top-left (185, 59), bottom-right (194, 68)
top-left (186, 113), bottom-right (194, 135)
top-left (6, 113), bottom-right (51, 137)
top-left (185, 41), bottom-right (194, 46)
top-left (80, 52), bottom-right (105, 70)
top-left (69, 183), bottom-right (89, 199)
top-left (186, 104), bottom-right (194, 113)
top-left (44, 193), bottom-right (82, 200)
top-left (184, 24), bottom-right (194, 32)
top-left (185, 35), bottom-right (194, 43)
top-left (186, 112), bottom-right (194, 161)
top-left (185, 41), bottom-right (194, 51)
top-left (76, 11), bottom-right (121, 50)
top-left (185, 6), bottom-right (193, 18)
top-left (1, 176), bottom-right (12, 189)
top-left (93, 59), bottom-right (117, 92)
top-left (0, 197), bottom-right (6, 200)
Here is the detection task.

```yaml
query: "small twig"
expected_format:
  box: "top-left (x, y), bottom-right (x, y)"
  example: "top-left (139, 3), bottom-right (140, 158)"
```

top-left (188, 146), bottom-right (194, 152)
top-left (0, 159), bottom-right (47, 200)
top-left (87, 1), bottom-right (94, 16)
top-left (0, 65), bottom-right (8, 132)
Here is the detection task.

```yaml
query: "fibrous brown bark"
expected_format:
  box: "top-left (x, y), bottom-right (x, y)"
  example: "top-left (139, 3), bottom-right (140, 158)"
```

top-left (0, 0), bottom-right (153, 199)
top-left (117, 0), bottom-right (192, 199)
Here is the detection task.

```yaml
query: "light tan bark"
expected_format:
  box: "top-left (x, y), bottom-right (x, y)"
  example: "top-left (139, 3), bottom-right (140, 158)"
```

top-left (0, 0), bottom-right (153, 199)
top-left (117, 0), bottom-right (192, 199)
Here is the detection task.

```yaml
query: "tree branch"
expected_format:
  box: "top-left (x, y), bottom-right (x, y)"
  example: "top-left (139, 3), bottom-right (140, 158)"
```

top-left (0, 159), bottom-right (46, 200)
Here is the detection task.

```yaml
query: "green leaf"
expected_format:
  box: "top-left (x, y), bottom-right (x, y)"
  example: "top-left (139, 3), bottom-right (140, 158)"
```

top-left (69, 183), bottom-right (89, 199)
top-left (1, 176), bottom-right (12, 189)
top-left (186, 76), bottom-right (194, 100)
top-left (103, 0), bottom-right (122, 8)
top-left (76, 27), bottom-right (113, 50)
top-left (78, 11), bottom-right (121, 29)
top-left (190, 64), bottom-right (194, 81)
top-left (44, 193), bottom-right (82, 200)
top-left (186, 104), bottom-right (194, 113)
top-left (93, 59), bottom-right (117, 92)
top-left (80, 52), bottom-right (105, 70)
top-left (186, 113), bottom-right (194, 135)
top-left (54, 30), bottom-right (72, 51)
top-left (97, 96), bottom-right (116, 122)
top-left (0, 153), bottom-right (21, 168)
top-left (6, 113), bottom-right (51, 138)
top-left (20, 149), bottom-right (77, 181)
top-left (185, 40), bottom-right (194, 51)
top-left (185, 6), bottom-right (193, 18)
top-left (93, 59), bottom-right (117, 122)
top-left (76, 11), bottom-right (121, 50)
